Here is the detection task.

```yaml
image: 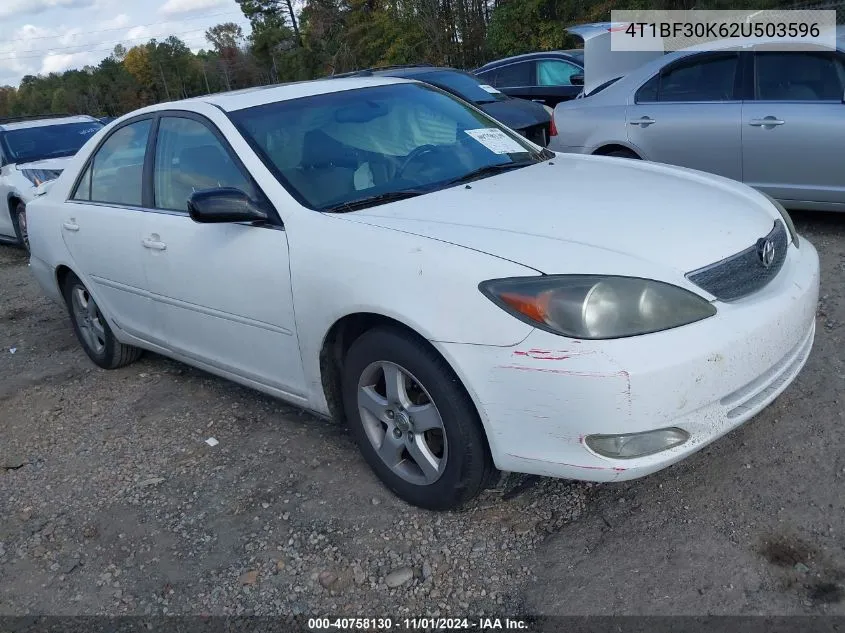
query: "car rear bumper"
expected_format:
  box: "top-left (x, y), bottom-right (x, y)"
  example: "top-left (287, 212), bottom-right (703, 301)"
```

top-left (436, 237), bottom-right (819, 481)
top-left (30, 254), bottom-right (63, 304)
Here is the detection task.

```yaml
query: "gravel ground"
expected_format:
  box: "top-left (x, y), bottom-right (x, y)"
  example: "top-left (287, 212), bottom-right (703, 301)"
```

top-left (0, 211), bottom-right (842, 618)
top-left (0, 244), bottom-right (588, 617)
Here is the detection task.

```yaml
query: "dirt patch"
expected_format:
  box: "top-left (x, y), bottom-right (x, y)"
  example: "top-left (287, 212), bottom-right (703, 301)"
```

top-left (760, 535), bottom-right (817, 568)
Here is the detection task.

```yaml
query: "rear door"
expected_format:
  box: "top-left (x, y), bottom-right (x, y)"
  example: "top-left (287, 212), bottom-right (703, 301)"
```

top-left (742, 49), bottom-right (845, 205)
top-left (625, 51), bottom-right (744, 180)
top-left (479, 61), bottom-right (536, 101)
top-left (534, 58), bottom-right (584, 106)
top-left (60, 117), bottom-right (156, 340)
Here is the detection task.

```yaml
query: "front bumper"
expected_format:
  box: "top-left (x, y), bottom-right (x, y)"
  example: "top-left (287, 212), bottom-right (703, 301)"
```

top-left (437, 238), bottom-right (820, 481)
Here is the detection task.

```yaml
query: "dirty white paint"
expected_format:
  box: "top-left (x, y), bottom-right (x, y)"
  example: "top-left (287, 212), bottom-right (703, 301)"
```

top-left (23, 76), bottom-right (822, 486)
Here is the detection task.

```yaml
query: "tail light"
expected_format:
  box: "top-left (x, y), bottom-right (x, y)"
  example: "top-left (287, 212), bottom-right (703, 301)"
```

top-left (549, 117), bottom-right (557, 137)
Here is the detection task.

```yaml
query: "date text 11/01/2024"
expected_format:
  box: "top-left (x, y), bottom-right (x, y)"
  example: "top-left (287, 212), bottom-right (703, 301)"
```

top-left (308, 617), bottom-right (529, 630)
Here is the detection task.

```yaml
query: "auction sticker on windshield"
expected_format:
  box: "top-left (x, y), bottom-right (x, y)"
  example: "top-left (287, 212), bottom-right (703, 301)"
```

top-left (478, 84), bottom-right (502, 94)
top-left (464, 128), bottom-right (526, 154)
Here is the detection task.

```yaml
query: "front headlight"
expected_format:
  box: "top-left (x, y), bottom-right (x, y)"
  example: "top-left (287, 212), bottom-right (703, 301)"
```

top-left (21, 168), bottom-right (63, 187)
top-left (479, 275), bottom-right (716, 340)
top-left (760, 192), bottom-right (798, 248)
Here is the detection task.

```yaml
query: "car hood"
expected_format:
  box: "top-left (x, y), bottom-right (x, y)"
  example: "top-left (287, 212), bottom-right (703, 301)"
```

top-left (477, 98), bottom-right (550, 131)
top-left (15, 156), bottom-right (73, 172)
top-left (340, 155), bottom-right (780, 278)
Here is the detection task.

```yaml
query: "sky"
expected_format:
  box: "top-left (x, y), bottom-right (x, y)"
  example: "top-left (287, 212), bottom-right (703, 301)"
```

top-left (0, 0), bottom-right (253, 88)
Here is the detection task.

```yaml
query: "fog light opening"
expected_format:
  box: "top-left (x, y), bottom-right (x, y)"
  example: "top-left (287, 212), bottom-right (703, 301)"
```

top-left (585, 427), bottom-right (689, 459)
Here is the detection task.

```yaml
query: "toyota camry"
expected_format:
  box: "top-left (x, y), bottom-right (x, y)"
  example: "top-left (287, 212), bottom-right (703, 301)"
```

top-left (25, 76), bottom-right (819, 510)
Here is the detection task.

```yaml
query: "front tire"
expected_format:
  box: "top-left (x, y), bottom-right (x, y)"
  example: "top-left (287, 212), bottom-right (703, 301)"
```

top-left (341, 327), bottom-right (494, 510)
top-left (62, 272), bottom-right (143, 369)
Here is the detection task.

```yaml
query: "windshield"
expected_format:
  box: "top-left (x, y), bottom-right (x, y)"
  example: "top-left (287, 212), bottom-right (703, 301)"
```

top-left (230, 83), bottom-right (549, 211)
top-left (0, 121), bottom-right (103, 164)
top-left (417, 70), bottom-right (509, 104)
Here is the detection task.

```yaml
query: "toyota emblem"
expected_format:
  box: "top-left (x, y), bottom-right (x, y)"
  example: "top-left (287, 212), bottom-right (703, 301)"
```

top-left (757, 238), bottom-right (776, 268)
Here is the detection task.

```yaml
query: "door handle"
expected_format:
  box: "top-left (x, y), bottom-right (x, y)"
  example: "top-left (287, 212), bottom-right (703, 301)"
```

top-left (629, 116), bottom-right (656, 127)
top-left (142, 237), bottom-right (167, 251)
top-left (62, 220), bottom-right (79, 232)
top-left (749, 117), bottom-right (785, 127)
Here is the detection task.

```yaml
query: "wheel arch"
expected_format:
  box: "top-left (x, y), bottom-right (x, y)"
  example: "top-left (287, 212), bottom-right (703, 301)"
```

top-left (318, 312), bottom-right (439, 424)
top-left (318, 312), bottom-right (490, 442)
top-left (7, 192), bottom-right (24, 242)
top-left (55, 264), bottom-right (74, 292)
top-left (592, 143), bottom-right (643, 158)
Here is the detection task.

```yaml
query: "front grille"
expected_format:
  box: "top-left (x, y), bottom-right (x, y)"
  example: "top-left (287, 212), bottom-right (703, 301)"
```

top-left (520, 123), bottom-right (550, 147)
top-left (686, 220), bottom-right (789, 302)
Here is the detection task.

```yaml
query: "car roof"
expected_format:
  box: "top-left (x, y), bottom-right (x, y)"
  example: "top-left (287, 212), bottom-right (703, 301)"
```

top-left (166, 76), bottom-right (412, 113)
top-left (0, 114), bottom-right (100, 131)
top-left (568, 20), bottom-right (845, 96)
top-left (475, 50), bottom-right (584, 72)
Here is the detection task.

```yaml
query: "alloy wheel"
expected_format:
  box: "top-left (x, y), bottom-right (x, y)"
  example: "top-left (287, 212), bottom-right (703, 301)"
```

top-left (70, 286), bottom-right (106, 355)
top-left (357, 361), bottom-right (448, 485)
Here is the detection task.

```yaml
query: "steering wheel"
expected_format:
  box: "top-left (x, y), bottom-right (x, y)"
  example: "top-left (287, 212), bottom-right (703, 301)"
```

top-left (397, 144), bottom-right (440, 177)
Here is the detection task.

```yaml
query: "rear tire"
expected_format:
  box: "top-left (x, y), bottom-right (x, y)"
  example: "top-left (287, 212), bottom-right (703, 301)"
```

top-left (62, 272), bottom-right (143, 369)
top-left (12, 202), bottom-right (28, 254)
top-left (604, 149), bottom-right (640, 159)
top-left (341, 327), bottom-right (494, 510)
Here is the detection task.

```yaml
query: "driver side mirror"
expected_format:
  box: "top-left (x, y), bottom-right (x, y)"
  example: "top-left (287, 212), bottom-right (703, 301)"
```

top-left (188, 188), bottom-right (268, 224)
top-left (570, 73), bottom-right (584, 86)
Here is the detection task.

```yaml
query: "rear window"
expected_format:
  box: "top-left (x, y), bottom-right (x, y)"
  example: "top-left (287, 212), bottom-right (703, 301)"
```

top-left (584, 77), bottom-right (622, 97)
top-left (418, 70), bottom-right (508, 103)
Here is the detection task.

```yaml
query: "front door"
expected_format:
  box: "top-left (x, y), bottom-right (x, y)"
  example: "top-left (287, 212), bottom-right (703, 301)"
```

top-left (742, 50), bottom-right (845, 205)
top-left (625, 51), bottom-right (743, 180)
top-left (141, 114), bottom-right (306, 398)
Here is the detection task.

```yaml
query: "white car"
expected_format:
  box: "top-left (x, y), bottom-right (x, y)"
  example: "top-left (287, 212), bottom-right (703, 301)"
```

top-left (26, 77), bottom-right (819, 510)
top-left (0, 114), bottom-right (104, 251)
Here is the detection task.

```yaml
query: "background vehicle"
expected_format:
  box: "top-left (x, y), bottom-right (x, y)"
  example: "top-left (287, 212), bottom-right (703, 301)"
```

top-left (26, 76), bottom-right (818, 510)
top-left (550, 34), bottom-right (845, 211)
top-left (332, 65), bottom-right (552, 146)
top-left (473, 51), bottom-right (585, 107)
top-left (0, 114), bottom-right (104, 251)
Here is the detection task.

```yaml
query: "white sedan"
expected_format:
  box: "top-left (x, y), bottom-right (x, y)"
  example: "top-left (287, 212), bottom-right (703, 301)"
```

top-left (26, 76), bottom-right (819, 510)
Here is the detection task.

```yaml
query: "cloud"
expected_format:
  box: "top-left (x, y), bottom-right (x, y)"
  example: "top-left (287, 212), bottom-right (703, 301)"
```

top-left (40, 51), bottom-right (100, 74)
top-left (0, 19), bottom-right (117, 85)
top-left (0, 0), bottom-right (95, 19)
top-left (158, 0), bottom-right (228, 17)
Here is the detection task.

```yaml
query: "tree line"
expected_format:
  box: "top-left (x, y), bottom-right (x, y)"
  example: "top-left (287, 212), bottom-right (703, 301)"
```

top-left (0, 0), bottom-right (810, 118)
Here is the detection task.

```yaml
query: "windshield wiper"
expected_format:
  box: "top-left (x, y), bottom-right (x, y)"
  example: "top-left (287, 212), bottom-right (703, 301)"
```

top-left (322, 189), bottom-right (426, 213)
top-left (447, 161), bottom-right (536, 186)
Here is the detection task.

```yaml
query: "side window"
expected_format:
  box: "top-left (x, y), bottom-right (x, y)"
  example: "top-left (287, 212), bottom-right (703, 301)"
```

top-left (77, 119), bottom-right (151, 206)
top-left (537, 60), bottom-right (581, 86)
top-left (490, 62), bottom-right (533, 88)
top-left (635, 74), bottom-right (659, 102)
top-left (153, 117), bottom-right (255, 213)
top-left (658, 54), bottom-right (739, 102)
top-left (72, 164), bottom-right (92, 201)
top-left (755, 52), bottom-right (845, 101)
